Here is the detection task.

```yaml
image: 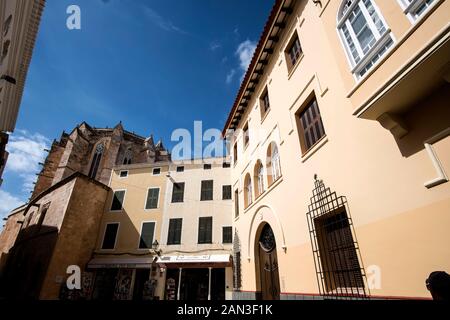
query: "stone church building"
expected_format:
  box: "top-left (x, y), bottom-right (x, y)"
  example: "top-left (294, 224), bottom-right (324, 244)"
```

top-left (0, 122), bottom-right (170, 299)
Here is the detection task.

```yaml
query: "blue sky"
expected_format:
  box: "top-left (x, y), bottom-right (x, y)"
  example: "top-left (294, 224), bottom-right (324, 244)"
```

top-left (0, 0), bottom-right (273, 219)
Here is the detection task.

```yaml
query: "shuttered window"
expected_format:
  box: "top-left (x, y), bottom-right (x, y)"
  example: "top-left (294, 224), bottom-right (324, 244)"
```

top-left (171, 182), bottom-right (185, 203)
top-left (139, 222), bottom-right (155, 249)
top-left (234, 189), bottom-right (240, 218)
top-left (286, 32), bottom-right (302, 71)
top-left (222, 226), bottom-right (232, 244)
top-left (145, 188), bottom-right (159, 209)
top-left (198, 217), bottom-right (213, 244)
top-left (201, 180), bottom-right (214, 201)
top-left (222, 185), bottom-right (232, 200)
top-left (298, 98), bottom-right (326, 152)
top-left (102, 223), bottom-right (119, 249)
top-left (167, 218), bottom-right (182, 245)
top-left (111, 190), bottom-right (125, 211)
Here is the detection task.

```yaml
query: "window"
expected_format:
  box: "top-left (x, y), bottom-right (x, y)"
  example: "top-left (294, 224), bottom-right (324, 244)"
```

top-left (338, 0), bottom-right (393, 78)
top-left (123, 149), bottom-right (132, 165)
top-left (201, 180), bottom-right (214, 201)
top-left (222, 226), bottom-right (233, 244)
top-left (111, 190), bottom-right (125, 211)
top-left (222, 185), bottom-right (232, 200)
top-left (167, 218), bottom-right (182, 245)
top-left (285, 31), bottom-right (302, 71)
top-left (398, 0), bottom-right (437, 20)
top-left (233, 143), bottom-right (238, 164)
top-left (260, 88), bottom-right (271, 117)
top-left (139, 222), bottom-right (155, 249)
top-left (88, 143), bottom-right (104, 179)
top-left (254, 161), bottom-right (265, 198)
top-left (204, 164), bottom-right (212, 170)
top-left (296, 98), bottom-right (326, 153)
top-left (198, 217), bottom-right (213, 244)
top-left (234, 189), bottom-right (240, 218)
top-left (244, 174), bottom-right (253, 208)
top-left (145, 188), bottom-right (160, 209)
top-left (223, 162), bottom-right (231, 168)
top-left (176, 166), bottom-right (184, 172)
top-left (153, 168), bottom-right (161, 175)
top-left (267, 143), bottom-right (282, 186)
top-left (119, 171), bottom-right (128, 178)
top-left (171, 182), bottom-right (185, 203)
top-left (243, 123), bottom-right (250, 149)
top-left (37, 205), bottom-right (49, 230)
top-left (102, 223), bottom-right (119, 249)
top-left (3, 15), bottom-right (13, 37)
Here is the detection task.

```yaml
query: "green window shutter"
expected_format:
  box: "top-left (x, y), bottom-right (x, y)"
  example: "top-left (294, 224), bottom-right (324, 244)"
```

top-left (198, 217), bottom-right (212, 244)
top-left (201, 180), bottom-right (213, 201)
top-left (146, 188), bottom-right (159, 209)
top-left (167, 218), bottom-right (182, 245)
top-left (139, 222), bottom-right (155, 249)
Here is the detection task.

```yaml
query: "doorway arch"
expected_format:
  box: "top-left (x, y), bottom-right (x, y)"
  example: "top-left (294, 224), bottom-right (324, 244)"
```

top-left (254, 223), bottom-right (280, 300)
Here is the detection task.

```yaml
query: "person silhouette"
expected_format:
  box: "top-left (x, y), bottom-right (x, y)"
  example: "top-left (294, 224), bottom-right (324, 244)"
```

top-left (426, 271), bottom-right (450, 301)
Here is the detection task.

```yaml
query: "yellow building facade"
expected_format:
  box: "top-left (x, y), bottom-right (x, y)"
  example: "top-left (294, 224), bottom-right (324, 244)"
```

top-left (224, 0), bottom-right (450, 300)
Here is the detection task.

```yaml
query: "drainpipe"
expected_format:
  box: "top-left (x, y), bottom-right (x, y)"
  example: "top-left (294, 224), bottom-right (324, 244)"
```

top-left (208, 267), bottom-right (212, 300)
top-left (177, 267), bottom-right (182, 300)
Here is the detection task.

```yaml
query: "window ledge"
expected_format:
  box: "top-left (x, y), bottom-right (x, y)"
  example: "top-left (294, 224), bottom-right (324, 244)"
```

top-left (287, 53), bottom-right (304, 80)
top-left (301, 136), bottom-right (328, 163)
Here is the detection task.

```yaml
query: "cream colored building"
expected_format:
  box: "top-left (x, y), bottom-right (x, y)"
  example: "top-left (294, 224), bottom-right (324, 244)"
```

top-left (224, 0), bottom-right (450, 300)
top-left (89, 157), bottom-right (233, 300)
top-left (158, 158), bottom-right (233, 300)
top-left (89, 162), bottom-right (169, 300)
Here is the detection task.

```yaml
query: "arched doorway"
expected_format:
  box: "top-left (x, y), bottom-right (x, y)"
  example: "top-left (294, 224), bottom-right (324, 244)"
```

top-left (255, 223), bottom-right (280, 300)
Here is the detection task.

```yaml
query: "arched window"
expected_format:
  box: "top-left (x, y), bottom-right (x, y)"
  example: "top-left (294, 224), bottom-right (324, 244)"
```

top-left (88, 142), bottom-right (104, 179)
top-left (337, 0), bottom-right (393, 78)
top-left (267, 142), bottom-right (282, 186)
top-left (254, 161), bottom-right (265, 198)
top-left (244, 173), bottom-right (253, 208)
top-left (123, 148), bottom-right (132, 165)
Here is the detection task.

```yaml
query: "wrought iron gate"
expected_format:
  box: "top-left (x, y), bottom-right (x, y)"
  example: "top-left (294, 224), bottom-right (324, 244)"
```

top-left (306, 176), bottom-right (369, 299)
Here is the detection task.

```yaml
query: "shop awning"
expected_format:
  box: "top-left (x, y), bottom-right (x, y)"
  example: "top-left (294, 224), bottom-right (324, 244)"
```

top-left (87, 257), bottom-right (155, 269)
top-left (156, 254), bottom-right (232, 268)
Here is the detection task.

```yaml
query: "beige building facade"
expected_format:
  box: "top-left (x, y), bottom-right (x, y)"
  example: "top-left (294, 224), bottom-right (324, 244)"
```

top-left (158, 158), bottom-right (233, 300)
top-left (89, 157), bottom-right (233, 300)
top-left (224, 0), bottom-right (450, 300)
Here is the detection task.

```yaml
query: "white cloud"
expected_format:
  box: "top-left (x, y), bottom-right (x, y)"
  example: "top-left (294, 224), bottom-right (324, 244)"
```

top-left (0, 190), bottom-right (24, 221)
top-left (210, 41), bottom-right (221, 51)
top-left (226, 69), bottom-right (236, 84)
top-left (5, 129), bottom-right (50, 193)
top-left (142, 6), bottom-right (188, 35)
top-left (226, 39), bottom-right (257, 84)
top-left (235, 40), bottom-right (257, 73)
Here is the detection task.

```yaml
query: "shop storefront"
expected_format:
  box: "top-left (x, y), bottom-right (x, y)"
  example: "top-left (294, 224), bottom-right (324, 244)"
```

top-left (157, 254), bottom-right (232, 300)
top-left (86, 257), bottom-right (164, 300)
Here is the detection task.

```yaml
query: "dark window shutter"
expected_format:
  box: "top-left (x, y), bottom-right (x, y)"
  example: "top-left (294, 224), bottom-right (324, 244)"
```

top-left (146, 188), bottom-right (159, 209)
top-left (198, 217), bottom-right (212, 244)
top-left (111, 191), bottom-right (125, 211)
top-left (299, 99), bottom-right (325, 150)
top-left (167, 218), bottom-right (182, 245)
top-left (171, 182), bottom-right (185, 203)
top-left (139, 222), bottom-right (155, 249)
top-left (102, 224), bottom-right (119, 249)
top-left (201, 180), bottom-right (214, 201)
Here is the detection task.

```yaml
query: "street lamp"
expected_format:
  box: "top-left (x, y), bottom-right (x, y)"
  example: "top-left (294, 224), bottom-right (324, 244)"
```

top-left (152, 240), bottom-right (162, 256)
